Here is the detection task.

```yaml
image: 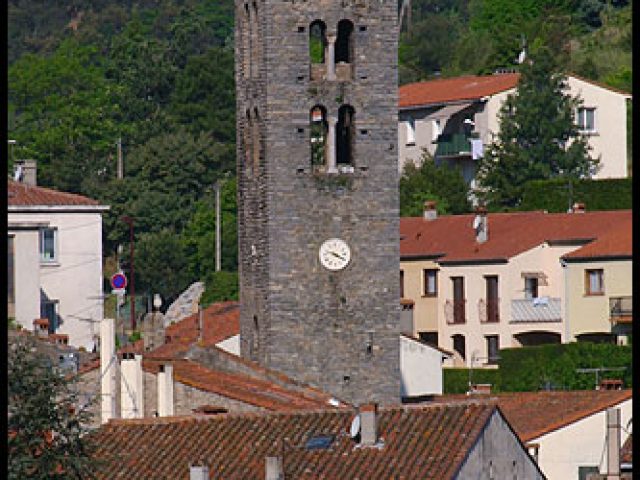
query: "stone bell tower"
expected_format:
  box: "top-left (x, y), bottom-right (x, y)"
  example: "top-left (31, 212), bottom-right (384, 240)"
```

top-left (236, 0), bottom-right (400, 405)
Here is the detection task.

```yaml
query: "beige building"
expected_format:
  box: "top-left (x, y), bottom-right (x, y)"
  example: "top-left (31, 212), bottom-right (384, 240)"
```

top-left (400, 205), bottom-right (631, 367)
top-left (8, 164), bottom-right (109, 350)
top-left (398, 73), bottom-right (632, 184)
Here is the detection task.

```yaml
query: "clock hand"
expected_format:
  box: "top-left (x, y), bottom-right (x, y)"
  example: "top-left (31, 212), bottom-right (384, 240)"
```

top-left (330, 251), bottom-right (345, 261)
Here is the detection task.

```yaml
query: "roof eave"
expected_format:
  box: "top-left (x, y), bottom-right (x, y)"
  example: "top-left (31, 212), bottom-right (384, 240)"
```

top-left (8, 205), bottom-right (110, 212)
top-left (562, 254), bottom-right (632, 263)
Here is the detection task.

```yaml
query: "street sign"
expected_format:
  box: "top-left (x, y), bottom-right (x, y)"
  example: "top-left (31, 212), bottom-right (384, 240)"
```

top-left (110, 272), bottom-right (127, 290)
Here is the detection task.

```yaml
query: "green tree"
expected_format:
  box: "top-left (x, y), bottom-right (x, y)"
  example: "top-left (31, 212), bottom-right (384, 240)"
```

top-left (399, 152), bottom-right (471, 216)
top-left (476, 46), bottom-right (599, 210)
top-left (200, 270), bottom-right (239, 306)
top-left (8, 337), bottom-right (96, 479)
top-left (131, 229), bottom-right (191, 302)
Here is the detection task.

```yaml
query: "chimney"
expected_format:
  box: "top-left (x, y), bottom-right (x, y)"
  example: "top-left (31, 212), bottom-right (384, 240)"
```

top-left (189, 463), bottom-right (209, 480)
top-left (120, 353), bottom-right (144, 419)
top-left (15, 159), bottom-right (37, 186)
top-left (360, 403), bottom-right (379, 446)
top-left (474, 206), bottom-right (488, 244)
top-left (157, 362), bottom-right (174, 417)
top-left (606, 408), bottom-right (621, 479)
top-left (572, 202), bottom-right (586, 213)
top-left (423, 200), bottom-right (437, 221)
top-left (265, 456), bottom-right (284, 480)
top-left (33, 318), bottom-right (49, 338)
top-left (100, 318), bottom-right (116, 423)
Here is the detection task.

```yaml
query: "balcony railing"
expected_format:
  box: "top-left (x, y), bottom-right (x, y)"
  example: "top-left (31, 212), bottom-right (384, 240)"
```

top-left (610, 296), bottom-right (632, 323)
top-left (445, 299), bottom-right (466, 324)
top-left (511, 297), bottom-right (562, 323)
top-left (478, 298), bottom-right (500, 323)
top-left (434, 133), bottom-right (478, 158)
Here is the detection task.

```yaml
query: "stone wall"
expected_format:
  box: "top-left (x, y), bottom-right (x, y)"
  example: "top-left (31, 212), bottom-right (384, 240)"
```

top-left (163, 282), bottom-right (204, 326)
top-left (236, 0), bottom-right (400, 405)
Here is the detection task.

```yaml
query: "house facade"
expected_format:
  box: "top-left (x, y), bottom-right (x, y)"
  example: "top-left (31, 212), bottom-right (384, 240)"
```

top-left (8, 170), bottom-right (109, 350)
top-left (398, 73), bottom-right (631, 185)
top-left (400, 206), bottom-right (631, 366)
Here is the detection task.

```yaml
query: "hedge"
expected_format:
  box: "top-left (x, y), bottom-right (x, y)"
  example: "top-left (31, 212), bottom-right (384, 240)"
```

top-left (518, 177), bottom-right (632, 213)
top-left (443, 368), bottom-right (502, 394)
top-left (499, 342), bottom-right (632, 392)
top-left (443, 342), bottom-right (632, 394)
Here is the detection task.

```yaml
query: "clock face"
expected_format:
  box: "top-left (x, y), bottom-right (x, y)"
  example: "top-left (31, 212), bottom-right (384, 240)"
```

top-left (319, 238), bottom-right (351, 271)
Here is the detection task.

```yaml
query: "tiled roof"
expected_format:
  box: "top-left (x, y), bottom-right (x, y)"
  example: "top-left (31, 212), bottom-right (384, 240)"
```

top-left (563, 218), bottom-right (632, 260)
top-left (7, 180), bottom-right (105, 207)
top-left (437, 390), bottom-right (632, 442)
top-left (399, 73), bottom-right (520, 108)
top-left (400, 210), bottom-right (631, 263)
top-left (147, 301), bottom-right (239, 360)
top-left (398, 72), bottom-right (630, 109)
top-left (144, 359), bottom-right (333, 411)
top-left (90, 402), bottom-right (500, 479)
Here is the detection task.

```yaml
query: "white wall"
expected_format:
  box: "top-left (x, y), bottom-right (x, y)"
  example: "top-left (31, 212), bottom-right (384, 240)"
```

top-left (10, 229), bottom-right (41, 327)
top-left (531, 398), bottom-right (632, 479)
top-left (216, 334), bottom-right (241, 356)
top-left (9, 210), bottom-right (104, 350)
top-left (400, 335), bottom-right (447, 396)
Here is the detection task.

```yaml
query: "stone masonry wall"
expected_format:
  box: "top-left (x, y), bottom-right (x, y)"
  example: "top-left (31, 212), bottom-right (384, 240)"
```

top-left (236, 0), bottom-right (401, 405)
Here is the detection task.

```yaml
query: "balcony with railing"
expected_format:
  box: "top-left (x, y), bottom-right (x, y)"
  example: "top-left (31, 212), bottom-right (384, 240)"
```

top-left (478, 298), bottom-right (500, 323)
top-left (610, 296), bottom-right (632, 324)
top-left (510, 297), bottom-right (562, 323)
top-left (445, 299), bottom-right (466, 324)
top-left (434, 133), bottom-right (480, 158)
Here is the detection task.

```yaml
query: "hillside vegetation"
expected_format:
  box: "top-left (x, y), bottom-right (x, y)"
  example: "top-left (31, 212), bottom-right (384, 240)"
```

top-left (8, 0), bottom-right (631, 302)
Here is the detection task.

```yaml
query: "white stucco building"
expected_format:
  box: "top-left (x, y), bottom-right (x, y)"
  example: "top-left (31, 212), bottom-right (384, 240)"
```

top-left (400, 206), bottom-right (631, 366)
top-left (398, 73), bottom-right (632, 184)
top-left (8, 166), bottom-right (109, 350)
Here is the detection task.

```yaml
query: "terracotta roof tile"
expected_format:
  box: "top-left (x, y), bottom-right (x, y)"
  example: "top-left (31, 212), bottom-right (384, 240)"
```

top-left (399, 73), bottom-right (520, 108)
top-left (437, 390), bottom-right (632, 442)
top-left (563, 218), bottom-right (632, 260)
top-left (400, 210), bottom-right (631, 263)
top-left (7, 180), bottom-right (104, 207)
top-left (90, 402), bottom-right (499, 479)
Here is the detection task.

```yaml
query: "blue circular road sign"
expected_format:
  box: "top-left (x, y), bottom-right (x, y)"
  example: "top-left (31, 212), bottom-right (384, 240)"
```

top-left (111, 272), bottom-right (127, 290)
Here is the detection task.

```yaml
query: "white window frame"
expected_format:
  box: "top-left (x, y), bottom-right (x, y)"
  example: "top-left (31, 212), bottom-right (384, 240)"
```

top-left (576, 107), bottom-right (596, 133)
top-left (39, 227), bottom-right (58, 263)
top-left (406, 117), bottom-right (416, 146)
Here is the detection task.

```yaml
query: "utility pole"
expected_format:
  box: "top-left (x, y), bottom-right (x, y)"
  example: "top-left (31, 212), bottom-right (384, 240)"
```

top-left (121, 216), bottom-right (136, 331)
top-left (116, 137), bottom-right (123, 179)
top-left (215, 181), bottom-right (221, 272)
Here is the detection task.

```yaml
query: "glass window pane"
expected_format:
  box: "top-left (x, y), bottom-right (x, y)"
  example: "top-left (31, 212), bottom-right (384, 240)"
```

top-left (585, 109), bottom-right (595, 131)
top-left (40, 228), bottom-right (56, 261)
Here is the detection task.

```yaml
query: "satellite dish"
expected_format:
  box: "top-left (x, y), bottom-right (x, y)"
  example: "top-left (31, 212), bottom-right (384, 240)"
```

top-left (350, 414), bottom-right (361, 439)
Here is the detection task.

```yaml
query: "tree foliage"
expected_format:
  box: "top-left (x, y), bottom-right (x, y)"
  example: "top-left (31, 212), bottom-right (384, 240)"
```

top-left (399, 152), bottom-right (471, 216)
top-left (475, 46), bottom-right (599, 210)
top-left (8, 337), bottom-right (96, 479)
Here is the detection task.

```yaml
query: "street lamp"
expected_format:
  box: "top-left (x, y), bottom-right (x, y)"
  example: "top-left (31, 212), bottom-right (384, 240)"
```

top-left (121, 216), bottom-right (136, 331)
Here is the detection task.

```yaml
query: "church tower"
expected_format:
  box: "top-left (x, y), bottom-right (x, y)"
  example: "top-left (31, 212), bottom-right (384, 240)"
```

top-left (236, 0), bottom-right (400, 405)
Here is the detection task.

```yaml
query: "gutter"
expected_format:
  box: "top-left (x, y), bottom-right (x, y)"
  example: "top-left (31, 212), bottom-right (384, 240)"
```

top-left (8, 205), bottom-right (111, 213)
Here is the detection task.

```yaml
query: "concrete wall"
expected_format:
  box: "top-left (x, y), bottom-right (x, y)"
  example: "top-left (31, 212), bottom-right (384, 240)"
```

top-left (8, 211), bottom-right (104, 350)
top-left (399, 336), bottom-right (446, 397)
top-left (531, 398), bottom-right (632, 479)
top-left (9, 229), bottom-right (41, 327)
top-left (567, 76), bottom-right (630, 179)
top-left (400, 258), bottom-right (439, 336)
top-left (458, 410), bottom-right (544, 479)
top-left (564, 259), bottom-right (632, 341)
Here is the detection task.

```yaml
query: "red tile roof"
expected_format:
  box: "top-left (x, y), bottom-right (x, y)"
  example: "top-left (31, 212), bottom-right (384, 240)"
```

top-left (437, 390), bottom-right (632, 442)
top-left (399, 73), bottom-right (520, 108)
top-left (90, 402), bottom-right (503, 479)
top-left (144, 359), bottom-right (333, 412)
top-left (7, 180), bottom-right (105, 207)
top-left (400, 210), bottom-right (631, 263)
top-left (563, 218), bottom-right (632, 260)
